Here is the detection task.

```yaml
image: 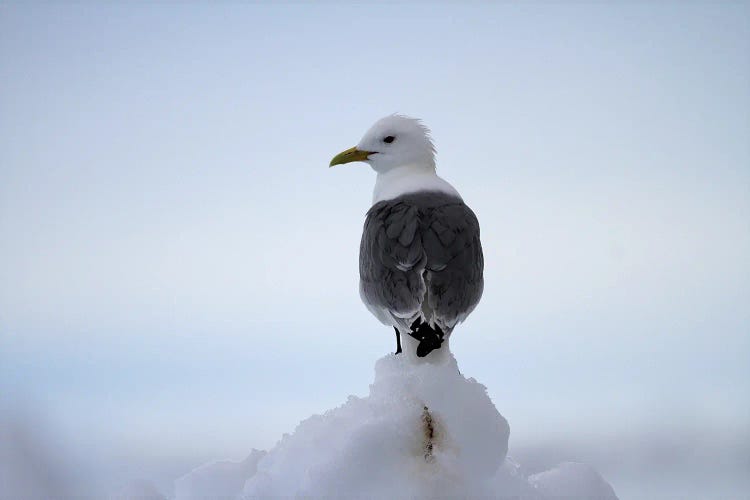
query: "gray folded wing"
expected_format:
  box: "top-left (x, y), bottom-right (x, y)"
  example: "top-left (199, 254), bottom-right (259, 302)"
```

top-left (359, 192), bottom-right (484, 332)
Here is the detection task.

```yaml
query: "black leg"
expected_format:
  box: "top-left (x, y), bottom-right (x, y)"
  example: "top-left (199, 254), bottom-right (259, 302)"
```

top-left (394, 327), bottom-right (402, 354)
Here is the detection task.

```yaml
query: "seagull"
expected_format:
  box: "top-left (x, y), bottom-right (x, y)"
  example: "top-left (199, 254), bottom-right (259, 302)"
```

top-left (330, 115), bottom-right (484, 357)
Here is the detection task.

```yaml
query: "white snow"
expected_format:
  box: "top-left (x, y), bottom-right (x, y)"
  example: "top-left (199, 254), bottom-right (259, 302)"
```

top-left (529, 461), bottom-right (619, 498)
top-left (174, 449), bottom-right (265, 500)
top-left (112, 479), bottom-right (165, 500)
top-left (175, 350), bottom-right (618, 499)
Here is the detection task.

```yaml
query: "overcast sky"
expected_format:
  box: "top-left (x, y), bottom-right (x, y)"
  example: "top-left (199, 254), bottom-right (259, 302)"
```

top-left (1, 2), bottom-right (748, 497)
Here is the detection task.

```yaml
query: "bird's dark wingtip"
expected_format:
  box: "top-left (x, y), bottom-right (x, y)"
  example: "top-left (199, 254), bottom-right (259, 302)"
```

top-left (408, 319), bottom-right (445, 357)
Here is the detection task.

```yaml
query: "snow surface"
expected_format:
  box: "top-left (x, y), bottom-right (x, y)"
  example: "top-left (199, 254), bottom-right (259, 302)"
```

top-left (529, 461), bottom-right (619, 498)
top-left (175, 349), bottom-right (618, 499)
top-left (174, 450), bottom-right (265, 500)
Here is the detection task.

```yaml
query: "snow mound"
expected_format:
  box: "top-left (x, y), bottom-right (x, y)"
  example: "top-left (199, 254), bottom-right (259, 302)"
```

top-left (529, 461), bottom-right (618, 498)
top-left (112, 479), bottom-right (166, 500)
top-left (244, 350), bottom-right (509, 498)
top-left (176, 350), bottom-right (617, 499)
top-left (174, 449), bottom-right (265, 500)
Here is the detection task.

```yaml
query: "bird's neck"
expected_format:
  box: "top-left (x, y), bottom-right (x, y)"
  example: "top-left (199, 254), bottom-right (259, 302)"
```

top-left (372, 163), bottom-right (461, 204)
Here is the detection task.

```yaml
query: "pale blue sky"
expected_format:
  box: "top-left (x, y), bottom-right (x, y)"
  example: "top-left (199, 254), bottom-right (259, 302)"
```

top-left (1, 2), bottom-right (749, 497)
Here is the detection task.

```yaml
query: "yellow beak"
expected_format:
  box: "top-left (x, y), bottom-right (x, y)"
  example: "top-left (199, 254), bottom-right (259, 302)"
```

top-left (329, 146), bottom-right (374, 167)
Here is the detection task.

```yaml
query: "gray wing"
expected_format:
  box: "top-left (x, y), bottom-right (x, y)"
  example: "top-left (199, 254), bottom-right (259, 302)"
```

top-left (359, 201), bottom-right (426, 321)
top-left (422, 202), bottom-right (484, 330)
top-left (359, 197), bottom-right (483, 331)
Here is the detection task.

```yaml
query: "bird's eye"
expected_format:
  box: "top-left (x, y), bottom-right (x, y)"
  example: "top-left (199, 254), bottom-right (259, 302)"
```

top-left (383, 136), bottom-right (395, 143)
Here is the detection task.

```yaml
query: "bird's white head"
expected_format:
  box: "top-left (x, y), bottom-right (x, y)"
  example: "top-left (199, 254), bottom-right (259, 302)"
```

top-left (330, 114), bottom-right (436, 173)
